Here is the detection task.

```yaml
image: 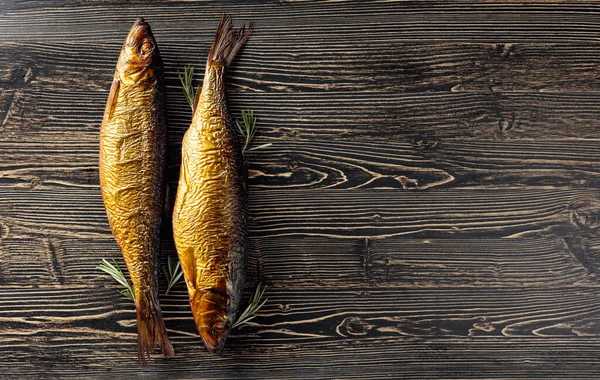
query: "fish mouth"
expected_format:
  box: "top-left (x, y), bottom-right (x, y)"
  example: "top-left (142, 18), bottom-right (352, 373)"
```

top-left (132, 17), bottom-right (148, 32)
top-left (200, 330), bottom-right (227, 355)
top-left (127, 18), bottom-right (152, 45)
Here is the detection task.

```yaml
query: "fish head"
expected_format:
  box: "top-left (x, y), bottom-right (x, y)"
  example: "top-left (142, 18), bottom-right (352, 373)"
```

top-left (117, 18), bottom-right (162, 85)
top-left (193, 289), bottom-right (231, 354)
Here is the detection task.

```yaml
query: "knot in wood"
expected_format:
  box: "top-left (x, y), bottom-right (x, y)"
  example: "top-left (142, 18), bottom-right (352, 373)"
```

top-left (569, 198), bottom-right (600, 232)
top-left (336, 316), bottom-right (373, 337)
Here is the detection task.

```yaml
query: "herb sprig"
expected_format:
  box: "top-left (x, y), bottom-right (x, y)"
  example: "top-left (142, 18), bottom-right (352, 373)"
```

top-left (97, 256), bottom-right (184, 300)
top-left (232, 283), bottom-right (268, 328)
top-left (97, 257), bottom-right (268, 329)
top-left (162, 255), bottom-right (185, 295)
top-left (178, 65), bottom-right (200, 110)
top-left (236, 109), bottom-right (272, 153)
top-left (96, 258), bottom-right (135, 301)
top-left (178, 65), bottom-right (272, 154)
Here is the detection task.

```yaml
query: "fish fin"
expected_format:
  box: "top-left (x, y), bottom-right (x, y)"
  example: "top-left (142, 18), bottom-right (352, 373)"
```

top-left (177, 246), bottom-right (197, 290)
top-left (136, 295), bottom-right (174, 366)
top-left (192, 85), bottom-right (201, 114)
top-left (208, 13), bottom-right (252, 66)
top-left (103, 76), bottom-right (120, 122)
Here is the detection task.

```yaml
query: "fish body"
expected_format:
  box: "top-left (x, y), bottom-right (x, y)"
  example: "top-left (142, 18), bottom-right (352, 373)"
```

top-left (172, 15), bottom-right (251, 353)
top-left (99, 18), bottom-right (173, 364)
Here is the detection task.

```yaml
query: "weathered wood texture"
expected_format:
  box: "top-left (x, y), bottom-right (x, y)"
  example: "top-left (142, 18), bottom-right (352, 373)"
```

top-left (2, 1), bottom-right (600, 378)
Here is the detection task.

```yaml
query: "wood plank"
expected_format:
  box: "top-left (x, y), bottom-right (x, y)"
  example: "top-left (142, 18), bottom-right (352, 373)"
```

top-left (2, 285), bottom-right (600, 378)
top-left (248, 188), bottom-right (588, 239)
top-left (5, 285), bottom-right (600, 341)
top-left (5, 39), bottom-right (600, 93)
top-left (257, 236), bottom-right (597, 287)
top-left (4, 88), bottom-right (600, 143)
top-left (4, 337), bottom-right (600, 379)
top-left (4, 37), bottom-right (600, 144)
top-left (249, 139), bottom-right (600, 189)
top-left (3, 1), bottom-right (600, 44)
top-left (2, 139), bottom-right (600, 191)
top-left (0, 142), bottom-right (98, 190)
top-left (4, 235), bottom-right (596, 288)
top-left (4, 187), bottom-right (600, 291)
top-left (0, 188), bottom-right (593, 239)
top-left (220, 92), bottom-right (600, 142)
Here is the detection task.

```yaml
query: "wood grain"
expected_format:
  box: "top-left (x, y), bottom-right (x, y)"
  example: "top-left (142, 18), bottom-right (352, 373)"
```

top-left (2, 0), bottom-right (600, 378)
top-left (0, 187), bottom-right (596, 239)
top-left (6, 40), bottom-right (600, 93)
top-left (3, 284), bottom-right (600, 378)
top-left (4, 85), bottom-right (600, 144)
top-left (3, 139), bottom-right (600, 191)
top-left (3, 235), bottom-right (596, 288)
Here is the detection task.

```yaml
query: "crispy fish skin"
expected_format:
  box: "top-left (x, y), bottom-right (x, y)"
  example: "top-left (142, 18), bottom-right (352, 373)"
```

top-left (172, 14), bottom-right (251, 354)
top-left (99, 18), bottom-right (174, 364)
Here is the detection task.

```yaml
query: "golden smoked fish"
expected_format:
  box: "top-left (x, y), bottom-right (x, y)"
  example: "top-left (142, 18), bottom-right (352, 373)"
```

top-left (99, 18), bottom-right (174, 364)
top-left (172, 14), bottom-right (251, 354)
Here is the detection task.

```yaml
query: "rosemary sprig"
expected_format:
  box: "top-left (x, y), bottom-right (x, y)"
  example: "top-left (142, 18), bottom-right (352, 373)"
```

top-left (162, 255), bottom-right (185, 294)
top-left (96, 258), bottom-right (135, 301)
top-left (232, 283), bottom-right (268, 328)
top-left (97, 256), bottom-right (184, 299)
top-left (97, 257), bottom-right (267, 328)
top-left (178, 65), bottom-right (200, 109)
top-left (236, 109), bottom-right (272, 154)
top-left (178, 65), bottom-right (272, 154)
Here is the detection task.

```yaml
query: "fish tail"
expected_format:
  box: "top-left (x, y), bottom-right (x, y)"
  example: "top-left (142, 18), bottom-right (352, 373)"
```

top-left (136, 294), bottom-right (174, 366)
top-left (208, 13), bottom-right (252, 66)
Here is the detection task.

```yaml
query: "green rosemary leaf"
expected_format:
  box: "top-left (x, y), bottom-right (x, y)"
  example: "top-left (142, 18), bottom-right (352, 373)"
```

top-left (235, 108), bottom-right (271, 154)
top-left (96, 258), bottom-right (135, 301)
top-left (232, 283), bottom-right (268, 329)
top-left (118, 288), bottom-right (135, 301)
top-left (178, 65), bottom-right (200, 110)
top-left (240, 321), bottom-right (260, 327)
top-left (163, 255), bottom-right (185, 295)
top-left (246, 143), bottom-right (273, 152)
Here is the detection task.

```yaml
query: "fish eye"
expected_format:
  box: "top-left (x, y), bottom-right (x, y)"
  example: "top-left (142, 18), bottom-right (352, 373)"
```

top-left (139, 39), bottom-right (154, 55)
top-left (213, 318), bottom-right (228, 332)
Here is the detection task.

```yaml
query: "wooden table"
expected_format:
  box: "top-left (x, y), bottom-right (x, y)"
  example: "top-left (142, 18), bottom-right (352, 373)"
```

top-left (2, 1), bottom-right (600, 378)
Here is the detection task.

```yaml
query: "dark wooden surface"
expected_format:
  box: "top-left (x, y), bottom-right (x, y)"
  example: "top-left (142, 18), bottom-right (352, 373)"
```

top-left (2, 1), bottom-right (600, 378)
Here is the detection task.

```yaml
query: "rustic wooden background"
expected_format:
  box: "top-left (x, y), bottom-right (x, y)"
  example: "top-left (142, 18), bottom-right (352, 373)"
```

top-left (2, 0), bottom-right (600, 378)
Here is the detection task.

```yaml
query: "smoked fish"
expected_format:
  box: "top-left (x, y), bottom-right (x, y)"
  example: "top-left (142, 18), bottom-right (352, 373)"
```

top-left (172, 14), bottom-right (251, 354)
top-left (99, 18), bottom-right (174, 364)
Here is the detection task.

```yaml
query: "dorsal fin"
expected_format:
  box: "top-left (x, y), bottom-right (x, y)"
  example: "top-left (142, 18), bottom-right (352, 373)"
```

top-left (103, 76), bottom-right (121, 121)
